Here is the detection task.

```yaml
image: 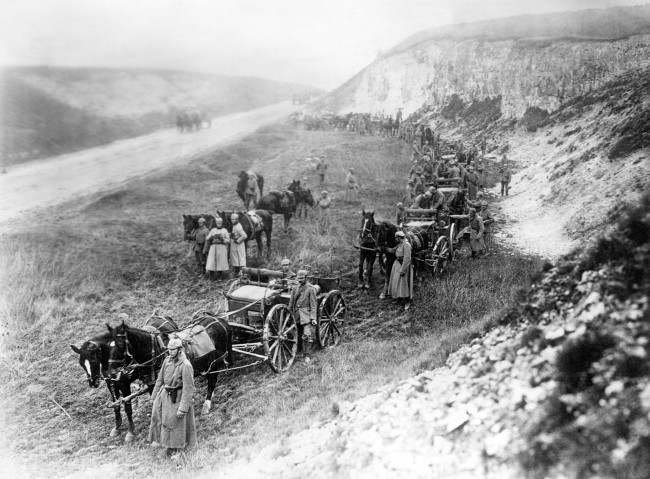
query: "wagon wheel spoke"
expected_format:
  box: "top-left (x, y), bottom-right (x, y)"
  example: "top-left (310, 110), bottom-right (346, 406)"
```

top-left (277, 341), bottom-right (285, 369)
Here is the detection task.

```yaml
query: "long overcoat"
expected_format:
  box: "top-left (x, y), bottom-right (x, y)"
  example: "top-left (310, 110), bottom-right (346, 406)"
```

top-left (205, 227), bottom-right (230, 272)
top-left (148, 353), bottom-right (197, 449)
top-left (230, 222), bottom-right (247, 267)
top-left (389, 240), bottom-right (412, 299)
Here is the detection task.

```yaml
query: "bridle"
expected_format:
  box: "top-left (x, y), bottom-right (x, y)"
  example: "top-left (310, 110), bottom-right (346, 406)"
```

top-left (108, 330), bottom-right (167, 383)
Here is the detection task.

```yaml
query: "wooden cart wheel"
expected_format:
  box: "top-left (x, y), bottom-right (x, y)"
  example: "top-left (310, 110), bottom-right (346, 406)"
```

top-left (432, 236), bottom-right (451, 275)
top-left (263, 304), bottom-right (298, 373)
top-left (317, 291), bottom-right (346, 348)
top-left (448, 222), bottom-right (457, 259)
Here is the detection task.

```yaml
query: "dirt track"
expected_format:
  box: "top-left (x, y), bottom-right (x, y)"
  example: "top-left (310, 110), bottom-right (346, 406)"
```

top-left (0, 102), bottom-right (295, 223)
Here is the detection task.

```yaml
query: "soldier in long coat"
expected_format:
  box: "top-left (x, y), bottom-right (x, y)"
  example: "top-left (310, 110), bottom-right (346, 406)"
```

top-left (244, 172), bottom-right (261, 210)
top-left (204, 217), bottom-right (230, 279)
top-left (191, 217), bottom-right (209, 273)
top-left (388, 231), bottom-right (412, 309)
top-left (229, 213), bottom-right (247, 272)
top-left (288, 270), bottom-right (318, 359)
top-left (148, 336), bottom-right (197, 457)
top-left (467, 208), bottom-right (485, 257)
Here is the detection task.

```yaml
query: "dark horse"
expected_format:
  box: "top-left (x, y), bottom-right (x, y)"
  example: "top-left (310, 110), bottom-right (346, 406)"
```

top-left (375, 221), bottom-right (399, 298)
top-left (72, 314), bottom-right (177, 441)
top-left (216, 210), bottom-right (273, 257)
top-left (182, 214), bottom-right (216, 241)
top-left (107, 314), bottom-right (232, 434)
top-left (236, 171), bottom-right (264, 208)
top-left (257, 190), bottom-right (296, 232)
top-left (288, 180), bottom-right (316, 218)
top-left (357, 210), bottom-right (379, 289)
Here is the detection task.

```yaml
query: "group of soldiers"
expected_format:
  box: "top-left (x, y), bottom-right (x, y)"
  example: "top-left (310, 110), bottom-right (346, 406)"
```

top-left (190, 214), bottom-right (247, 279)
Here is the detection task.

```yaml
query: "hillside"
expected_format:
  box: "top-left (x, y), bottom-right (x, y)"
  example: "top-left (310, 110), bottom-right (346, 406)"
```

top-left (318, 5), bottom-right (650, 117)
top-left (0, 67), bottom-right (318, 164)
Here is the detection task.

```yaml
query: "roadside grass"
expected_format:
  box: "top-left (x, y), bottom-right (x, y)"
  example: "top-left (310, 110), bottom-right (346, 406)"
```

top-left (0, 123), bottom-right (541, 477)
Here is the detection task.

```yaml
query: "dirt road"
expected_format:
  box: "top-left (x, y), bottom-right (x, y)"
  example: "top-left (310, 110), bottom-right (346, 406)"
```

top-left (0, 102), bottom-right (295, 223)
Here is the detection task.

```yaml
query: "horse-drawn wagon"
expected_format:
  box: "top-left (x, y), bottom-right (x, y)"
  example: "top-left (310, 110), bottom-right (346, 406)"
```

top-left (223, 267), bottom-right (347, 373)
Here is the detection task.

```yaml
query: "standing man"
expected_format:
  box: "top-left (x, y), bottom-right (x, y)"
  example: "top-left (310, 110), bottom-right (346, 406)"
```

top-left (499, 160), bottom-right (512, 196)
top-left (466, 208), bottom-right (485, 257)
top-left (204, 217), bottom-right (230, 280)
top-left (296, 176), bottom-right (311, 219)
top-left (229, 213), bottom-right (247, 274)
top-left (191, 217), bottom-right (209, 273)
top-left (288, 270), bottom-right (318, 360)
top-left (404, 179), bottom-right (416, 205)
top-left (388, 231), bottom-right (412, 310)
top-left (464, 166), bottom-right (479, 200)
top-left (316, 190), bottom-right (332, 233)
top-left (244, 171), bottom-right (261, 210)
top-left (316, 156), bottom-right (328, 185)
top-left (148, 335), bottom-right (197, 458)
top-left (345, 168), bottom-right (359, 203)
top-left (396, 202), bottom-right (407, 225)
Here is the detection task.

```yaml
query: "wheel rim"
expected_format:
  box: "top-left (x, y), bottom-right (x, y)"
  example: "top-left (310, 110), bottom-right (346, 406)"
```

top-left (263, 305), bottom-right (297, 373)
top-left (317, 292), bottom-right (345, 348)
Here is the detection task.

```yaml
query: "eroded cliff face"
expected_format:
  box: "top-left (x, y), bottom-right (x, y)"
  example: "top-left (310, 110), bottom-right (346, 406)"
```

top-left (329, 35), bottom-right (650, 117)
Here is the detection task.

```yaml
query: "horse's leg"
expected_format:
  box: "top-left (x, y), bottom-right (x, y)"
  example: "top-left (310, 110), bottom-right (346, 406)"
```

top-left (365, 252), bottom-right (376, 289)
top-left (122, 381), bottom-right (136, 443)
top-left (358, 252), bottom-right (365, 288)
top-left (256, 233), bottom-right (263, 258)
top-left (107, 381), bottom-right (123, 437)
top-left (283, 214), bottom-right (289, 233)
top-left (265, 227), bottom-right (272, 258)
top-left (201, 373), bottom-right (218, 416)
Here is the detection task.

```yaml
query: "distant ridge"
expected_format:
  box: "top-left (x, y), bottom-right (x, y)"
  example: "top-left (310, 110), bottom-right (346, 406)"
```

top-left (387, 4), bottom-right (650, 55)
top-left (0, 66), bottom-right (319, 164)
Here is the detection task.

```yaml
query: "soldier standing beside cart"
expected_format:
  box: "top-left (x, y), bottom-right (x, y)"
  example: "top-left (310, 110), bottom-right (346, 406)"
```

top-left (191, 217), bottom-right (209, 273)
top-left (229, 213), bottom-right (247, 274)
top-left (289, 270), bottom-right (318, 361)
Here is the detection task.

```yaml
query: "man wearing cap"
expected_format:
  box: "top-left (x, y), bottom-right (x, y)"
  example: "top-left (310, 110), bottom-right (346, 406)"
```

top-left (405, 178), bottom-right (417, 205)
top-left (229, 213), bottom-right (247, 273)
top-left (244, 171), bottom-right (261, 210)
top-left (280, 257), bottom-right (296, 280)
top-left (191, 217), bottom-right (209, 273)
top-left (396, 202), bottom-right (407, 225)
top-left (388, 231), bottom-right (412, 309)
top-left (317, 190), bottom-right (332, 232)
top-left (447, 161), bottom-right (460, 180)
top-left (413, 190), bottom-right (433, 209)
top-left (204, 216), bottom-right (230, 280)
top-left (345, 168), bottom-right (359, 203)
top-left (149, 335), bottom-right (197, 457)
top-left (316, 156), bottom-right (327, 185)
top-left (466, 207), bottom-right (485, 257)
top-left (296, 177), bottom-right (311, 219)
top-left (499, 161), bottom-right (512, 196)
top-left (289, 270), bottom-right (318, 359)
top-left (464, 165), bottom-right (479, 200)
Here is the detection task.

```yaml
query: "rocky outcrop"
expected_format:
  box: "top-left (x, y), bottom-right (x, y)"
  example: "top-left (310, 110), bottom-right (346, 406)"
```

top-left (326, 35), bottom-right (650, 118)
top-left (321, 5), bottom-right (650, 118)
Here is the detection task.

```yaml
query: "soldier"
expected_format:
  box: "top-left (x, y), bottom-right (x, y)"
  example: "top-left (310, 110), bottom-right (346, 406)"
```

top-left (280, 257), bottom-right (296, 279)
top-left (316, 190), bottom-right (332, 232)
top-left (288, 270), bottom-right (318, 360)
top-left (467, 207), bottom-right (485, 257)
top-left (388, 231), bottom-right (412, 310)
top-left (229, 213), bottom-right (247, 274)
top-left (464, 165), bottom-right (479, 200)
top-left (499, 161), bottom-right (512, 196)
top-left (148, 335), bottom-right (197, 458)
top-left (446, 161), bottom-right (460, 180)
top-left (345, 168), bottom-right (359, 202)
top-left (204, 217), bottom-right (230, 280)
top-left (316, 156), bottom-right (328, 185)
top-left (191, 217), bottom-right (209, 273)
top-left (396, 202), bottom-right (407, 225)
top-left (413, 190), bottom-right (433, 209)
top-left (244, 171), bottom-right (261, 210)
top-left (296, 176), bottom-right (311, 219)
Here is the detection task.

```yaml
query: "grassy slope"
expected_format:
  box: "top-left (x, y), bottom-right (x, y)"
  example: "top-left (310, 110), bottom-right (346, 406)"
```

top-left (0, 124), bottom-right (540, 477)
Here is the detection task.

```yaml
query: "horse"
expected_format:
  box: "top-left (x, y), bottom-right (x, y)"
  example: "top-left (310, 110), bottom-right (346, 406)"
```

top-left (257, 190), bottom-right (296, 232)
top-left (375, 221), bottom-right (399, 298)
top-left (182, 214), bottom-right (217, 241)
top-left (357, 210), bottom-right (380, 289)
top-left (236, 171), bottom-right (265, 209)
top-left (72, 314), bottom-right (177, 441)
top-left (216, 209), bottom-right (273, 257)
top-left (106, 314), bottom-right (232, 430)
top-left (292, 184), bottom-right (315, 220)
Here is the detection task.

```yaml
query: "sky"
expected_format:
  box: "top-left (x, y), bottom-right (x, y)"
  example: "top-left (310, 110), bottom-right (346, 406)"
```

top-left (0, 0), bottom-right (644, 89)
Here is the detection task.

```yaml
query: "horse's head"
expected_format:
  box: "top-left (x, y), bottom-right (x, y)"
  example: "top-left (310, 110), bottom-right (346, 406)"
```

top-left (182, 214), bottom-right (196, 241)
top-left (71, 335), bottom-right (107, 388)
top-left (376, 222), bottom-right (398, 250)
top-left (107, 322), bottom-right (133, 381)
top-left (360, 210), bottom-right (376, 243)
